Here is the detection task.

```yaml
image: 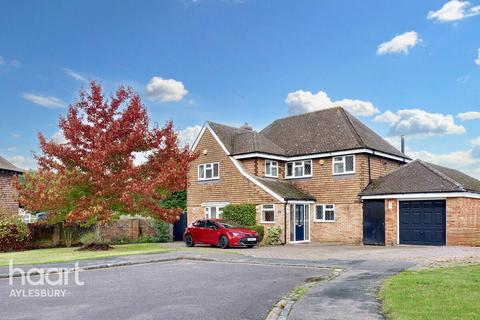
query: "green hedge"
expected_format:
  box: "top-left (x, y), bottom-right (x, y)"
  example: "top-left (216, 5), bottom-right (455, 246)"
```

top-left (246, 225), bottom-right (264, 242)
top-left (222, 204), bottom-right (256, 226)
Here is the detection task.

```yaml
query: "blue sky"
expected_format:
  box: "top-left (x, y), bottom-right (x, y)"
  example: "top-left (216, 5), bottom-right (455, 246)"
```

top-left (1, 0), bottom-right (480, 176)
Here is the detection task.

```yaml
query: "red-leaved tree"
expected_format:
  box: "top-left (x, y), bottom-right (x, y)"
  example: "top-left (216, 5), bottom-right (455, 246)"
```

top-left (18, 82), bottom-right (197, 226)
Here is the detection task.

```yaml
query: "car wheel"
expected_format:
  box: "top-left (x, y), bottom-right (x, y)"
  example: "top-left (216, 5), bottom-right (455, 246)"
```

top-left (219, 235), bottom-right (229, 249)
top-left (185, 234), bottom-right (195, 247)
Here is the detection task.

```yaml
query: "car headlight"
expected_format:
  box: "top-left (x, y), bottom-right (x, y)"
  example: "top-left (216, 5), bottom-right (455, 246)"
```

top-left (231, 231), bottom-right (243, 237)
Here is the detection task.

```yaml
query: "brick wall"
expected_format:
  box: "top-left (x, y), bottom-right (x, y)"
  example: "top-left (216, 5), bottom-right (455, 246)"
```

top-left (0, 171), bottom-right (20, 217)
top-left (447, 197), bottom-right (480, 246)
top-left (384, 199), bottom-right (397, 246)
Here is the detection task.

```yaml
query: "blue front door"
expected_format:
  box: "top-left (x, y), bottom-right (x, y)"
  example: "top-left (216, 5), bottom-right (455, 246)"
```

top-left (295, 205), bottom-right (305, 241)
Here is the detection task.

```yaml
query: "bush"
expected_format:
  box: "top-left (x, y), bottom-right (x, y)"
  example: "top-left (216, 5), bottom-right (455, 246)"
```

top-left (79, 231), bottom-right (108, 245)
top-left (0, 216), bottom-right (29, 252)
top-left (136, 219), bottom-right (171, 243)
top-left (266, 226), bottom-right (283, 245)
top-left (246, 225), bottom-right (264, 243)
top-left (222, 204), bottom-right (256, 226)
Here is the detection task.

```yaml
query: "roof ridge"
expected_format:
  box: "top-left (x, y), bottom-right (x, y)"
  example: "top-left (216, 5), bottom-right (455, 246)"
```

top-left (339, 107), bottom-right (366, 148)
top-left (418, 160), bottom-right (466, 191)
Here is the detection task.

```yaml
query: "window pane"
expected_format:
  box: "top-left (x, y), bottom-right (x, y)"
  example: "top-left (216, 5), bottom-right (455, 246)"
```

top-left (211, 207), bottom-right (217, 218)
top-left (271, 166), bottom-right (278, 177)
top-left (325, 210), bottom-right (335, 221)
top-left (304, 160), bottom-right (312, 175)
top-left (205, 167), bottom-right (212, 179)
top-left (334, 163), bottom-right (344, 174)
top-left (265, 161), bottom-right (271, 175)
top-left (345, 156), bottom-right (354, 172)
top-left (294, 165), bottom-right (303, 177)
top-left (326, 205), bottom-right (334, 210)
top-left (316, 205), bottom-right (324, 220)
top-left (213, 163), bottom-right (219, 177)
top-left (287, 163), bottom-right (293, 177)
top-left (290, 204), bottom-right (295, 241)
top-left (263, 204), bottom-right (274, 209)
top-left (263, 210), bottom-right (274, 222)
top-left (305, 205), bottom-right (309, 240)
top-left (199, 165), bottom-right (204, 179)
top-left (204, 207), bottom-right (210, 218)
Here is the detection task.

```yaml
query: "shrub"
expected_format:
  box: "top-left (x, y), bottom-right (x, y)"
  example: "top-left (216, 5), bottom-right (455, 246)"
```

top-left (79, 231), bottom-right (108, 245)
top-left (136, 219), bottom-right (171, 243)
top-left (222, 204), bottom-right (256, 226)
top-left (0, 216), bottom-right (29, 252)
top-left (266, 226), bottom-right (283, 245)
top-left (246, 225), bottom-right (264, 243)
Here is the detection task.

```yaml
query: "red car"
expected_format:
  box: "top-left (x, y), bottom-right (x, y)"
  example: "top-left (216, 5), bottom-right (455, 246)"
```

top-left (184, 219), bottom-right (259, 249)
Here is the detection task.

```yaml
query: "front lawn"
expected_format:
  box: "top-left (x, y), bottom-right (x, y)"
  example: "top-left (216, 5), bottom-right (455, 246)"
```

top-left (381, 265), bottom-right (480, 320)
top-left (0, 243), bottom-right (172, 266)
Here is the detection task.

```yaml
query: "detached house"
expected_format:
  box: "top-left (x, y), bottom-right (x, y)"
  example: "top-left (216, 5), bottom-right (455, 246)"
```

top-left (187, 107), bottom-right (480, 246)
top-left (0, 155), bottom-right (23, 217)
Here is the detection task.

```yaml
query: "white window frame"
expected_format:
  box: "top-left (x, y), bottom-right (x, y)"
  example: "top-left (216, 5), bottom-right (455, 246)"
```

top-left (204, 205), bottom-right (225, 219)
top-left (314, 204), bottom-right (335, 222)
top-left (261, 204), bottom-right (275, 224)
top-left (265, 160), bottom-right (278, 178)
top-left (285, 160), bottom-right (312, 179)
top-left (198, 162), bottom-right (220, 181)
top-left (332, 155), bottom-right (355, 175)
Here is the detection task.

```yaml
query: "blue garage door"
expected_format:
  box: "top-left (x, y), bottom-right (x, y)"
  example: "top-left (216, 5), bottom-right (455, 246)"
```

top-left (399, 200), bottom-right (446, 246)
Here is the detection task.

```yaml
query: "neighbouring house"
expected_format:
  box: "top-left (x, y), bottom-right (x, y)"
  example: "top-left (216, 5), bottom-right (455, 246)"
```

top-left (187, 107), bottom-right (480, 247)
top-left (0, 155), bottom-right (23, 217)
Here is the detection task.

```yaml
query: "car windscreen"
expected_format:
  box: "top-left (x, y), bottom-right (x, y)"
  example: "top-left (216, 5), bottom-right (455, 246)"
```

top-left (219, 220), bottom-right (243, 228)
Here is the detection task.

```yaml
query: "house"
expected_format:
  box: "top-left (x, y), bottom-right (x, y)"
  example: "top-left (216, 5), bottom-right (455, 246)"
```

top-left (187, 107), bottom-right (480, 246)
top-left (0, 155), bottom-right (23, 217)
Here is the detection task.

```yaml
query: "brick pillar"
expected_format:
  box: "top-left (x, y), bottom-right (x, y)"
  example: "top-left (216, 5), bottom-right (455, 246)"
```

top-left (384, 199), bottom-right (397, 246)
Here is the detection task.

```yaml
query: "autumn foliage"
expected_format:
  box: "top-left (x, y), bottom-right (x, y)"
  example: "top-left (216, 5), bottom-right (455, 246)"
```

top-left (18, 82), bottom-right (197, 225)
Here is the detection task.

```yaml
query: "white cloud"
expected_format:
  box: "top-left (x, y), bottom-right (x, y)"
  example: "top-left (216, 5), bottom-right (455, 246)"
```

top-left (374, 110), bottom-right (401, 123)
top-left (22, 93), bottom-right (65, 108)
top-left (377, 31), bottom-right (421, 55)
top-left (178, 125), bottom-right (202, 147)
top-left (51, 130), bottom-right (67, 144)
top-left (427, 0), bottom-right (480, 23)
top-left (9, 155), bottom-right (36, 170)
top-left (12, 133), bottom-right (21, 139)
top-left (145, 77), bottom-right (188, 103)
top-left (0, 56), bottom-right (20, 70)
top-left (457, 111), bottom-right (480, 121)
top-left (475, 48), bottom-right (480, 65)
top-left (63, 68), bottom-right (88, 82)
top-left (379, 109), bottom-right (466, 138)
top-left (285, 90), bottom-right (379, 116)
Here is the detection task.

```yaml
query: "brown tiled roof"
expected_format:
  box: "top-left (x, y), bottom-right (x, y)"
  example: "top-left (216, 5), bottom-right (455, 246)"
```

top-left (255, 177), bottom-right (316, 201)
top-left (360, 160), bottom-right (480, 196)
top-left (208, 107), bottom-right (409, 159)
top-left (208, 122), bottom-right (285, 156)
top-left (0, 155), bottom-right (23, 173)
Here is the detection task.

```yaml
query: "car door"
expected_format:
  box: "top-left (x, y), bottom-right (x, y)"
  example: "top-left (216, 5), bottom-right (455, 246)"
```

top-left (204, 220), bottom-right (220, 245)
top-left (191, 220), bottom-right (206, 243)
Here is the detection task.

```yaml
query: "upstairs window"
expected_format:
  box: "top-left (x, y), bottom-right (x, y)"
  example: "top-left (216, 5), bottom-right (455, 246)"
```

top-left (315, 204), bottom-right (335, 222)
top-left (198, 162), bottom-right (220, 180)
top-left (286, 160), bottom-right (312, 178)
top-left (265, 160), bottom-right (278, 178)
top-left (333, 155), bottom-right (355, 175)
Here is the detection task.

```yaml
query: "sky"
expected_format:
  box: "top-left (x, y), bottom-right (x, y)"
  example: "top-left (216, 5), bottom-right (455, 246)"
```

top-left (1, 0), bottom-right (480, 177)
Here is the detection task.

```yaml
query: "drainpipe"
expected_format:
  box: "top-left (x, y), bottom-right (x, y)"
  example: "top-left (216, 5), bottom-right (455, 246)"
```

top-left (284, 202), bottom-right (287, 245)
top-left (367, 155), bottom-right (372, 183)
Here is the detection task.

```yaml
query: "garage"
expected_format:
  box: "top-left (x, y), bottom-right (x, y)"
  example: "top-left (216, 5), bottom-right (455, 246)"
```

top-left (399, 200), bottom-right (446, 245)
top-left (360, 160), bottom-right (480, 247)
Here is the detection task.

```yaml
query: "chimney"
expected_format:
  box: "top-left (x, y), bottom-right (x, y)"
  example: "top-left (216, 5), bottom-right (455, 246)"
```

top-left (401, 135), bottom-right (405, 154)
top-left (240, 123), bottom-right (253, 131)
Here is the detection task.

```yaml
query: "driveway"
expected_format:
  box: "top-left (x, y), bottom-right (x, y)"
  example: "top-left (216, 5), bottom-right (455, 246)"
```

top-left (0, 259), bottom-right (330, 320)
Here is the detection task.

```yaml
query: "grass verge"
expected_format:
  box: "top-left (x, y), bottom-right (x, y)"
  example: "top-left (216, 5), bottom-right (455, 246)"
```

top-left (0, 243), bottom-right (172, 266)
top-left (380, 264), bottom-right (480, 320)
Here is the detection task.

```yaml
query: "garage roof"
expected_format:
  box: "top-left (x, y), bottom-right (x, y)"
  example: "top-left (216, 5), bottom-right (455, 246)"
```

top-left (360, 160), bottom-right (480, 196)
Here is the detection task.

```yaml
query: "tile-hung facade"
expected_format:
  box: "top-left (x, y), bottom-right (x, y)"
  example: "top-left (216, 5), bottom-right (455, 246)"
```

top-left (187, 107), bottom-right (480, 246)
top-left (0, 156), bottom-right (23, 217)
